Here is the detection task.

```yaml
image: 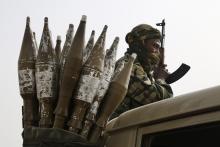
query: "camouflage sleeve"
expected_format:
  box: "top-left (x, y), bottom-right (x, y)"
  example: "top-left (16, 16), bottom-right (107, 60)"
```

top-left (154, 78), bottom-right (173, 99)
top-left (127, 63), bottom-right (173, 105)
top-left (110, 57), bottom-right (173, 119)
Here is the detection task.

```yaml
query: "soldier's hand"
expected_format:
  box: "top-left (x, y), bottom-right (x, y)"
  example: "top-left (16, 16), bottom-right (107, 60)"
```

top-left (154, 65), bottom-right (169, 80)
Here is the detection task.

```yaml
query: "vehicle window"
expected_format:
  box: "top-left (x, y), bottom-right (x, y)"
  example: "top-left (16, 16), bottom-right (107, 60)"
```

top-left (141, 122), bottom-right (220, 147)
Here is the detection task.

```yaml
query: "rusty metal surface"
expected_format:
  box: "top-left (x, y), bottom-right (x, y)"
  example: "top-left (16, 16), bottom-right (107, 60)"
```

top-left (89, 53), bottom-right (136, 143)
top-left (54, 16), bottom-right (86, 129)
top-left (60, 24), bottom-right (74, 84)
top-left (18, 17), bottom-right (39, 127)
top-left (81, 37), bottom-right (119, 138)
top-left (67, 25), bottom-right (107, 133)
top-left (83, 30), bottom-right (95, 64)
top-left (35, 17), bottom-right (57, 128)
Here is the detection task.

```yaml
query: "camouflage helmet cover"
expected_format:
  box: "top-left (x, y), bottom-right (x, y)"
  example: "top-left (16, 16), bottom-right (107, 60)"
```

top-left (125, 24), bottom-right (161, 45)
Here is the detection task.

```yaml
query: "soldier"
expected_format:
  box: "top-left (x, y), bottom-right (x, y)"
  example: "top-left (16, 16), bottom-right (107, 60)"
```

top-left (111, 24), bottom-right (173, 119)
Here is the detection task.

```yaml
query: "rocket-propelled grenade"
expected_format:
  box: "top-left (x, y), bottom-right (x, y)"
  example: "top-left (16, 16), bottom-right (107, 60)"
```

top-left (89, 53), bottom-right (137, 143)
top-left (83, 30), bottom-right (95, 64)
top-left (59, 24), bottom-right (74, 84)
top-left (18, 17), bottom-right (39, 127)
top-left (54, 16), bottom-right (86, 129)
top-left (55, 35), bottom-right (61, 63)
top-left (80, 37), bottom-right (119, 138)
top-left (35, 17), bottom-right (57, 128)
top-left (33, 32), bottom-right (38, 53)
top-left (55, 36), bottom-right (62, 101)
top-left (67, 25), bottom-right (107, 133)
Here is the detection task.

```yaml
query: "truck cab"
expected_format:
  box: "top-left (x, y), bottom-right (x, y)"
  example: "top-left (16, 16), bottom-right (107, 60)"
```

top-left (104, 85), bottom-right (220, 147)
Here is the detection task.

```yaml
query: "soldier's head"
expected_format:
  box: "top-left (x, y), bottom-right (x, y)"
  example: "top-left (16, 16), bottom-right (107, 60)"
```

top-left (125, 24), bottom-right (161, 67)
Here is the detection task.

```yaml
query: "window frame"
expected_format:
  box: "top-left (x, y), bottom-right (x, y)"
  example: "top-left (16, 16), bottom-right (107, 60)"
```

top-left (135, 110), bottom-right (220, 147)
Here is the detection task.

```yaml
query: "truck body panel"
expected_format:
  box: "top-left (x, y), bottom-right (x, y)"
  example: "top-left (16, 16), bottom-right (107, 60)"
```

top-left (105, 85), bottom-right (220, 147)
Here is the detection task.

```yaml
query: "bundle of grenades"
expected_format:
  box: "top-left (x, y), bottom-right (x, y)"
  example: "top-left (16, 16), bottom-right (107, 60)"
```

top-left (18, 15), bottom-right (136, 147)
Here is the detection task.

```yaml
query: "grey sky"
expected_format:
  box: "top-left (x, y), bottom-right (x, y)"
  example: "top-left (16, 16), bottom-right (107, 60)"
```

top-left (0, 0), bottom-right (220, 146)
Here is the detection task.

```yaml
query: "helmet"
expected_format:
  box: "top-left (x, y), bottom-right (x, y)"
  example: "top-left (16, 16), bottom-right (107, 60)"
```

top-left (125, 24), bottom-right (161, 45)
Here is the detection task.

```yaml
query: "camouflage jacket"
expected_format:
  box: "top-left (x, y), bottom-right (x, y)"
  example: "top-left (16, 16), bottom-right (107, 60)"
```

top-left (111, 55), bottom-right (173, 119)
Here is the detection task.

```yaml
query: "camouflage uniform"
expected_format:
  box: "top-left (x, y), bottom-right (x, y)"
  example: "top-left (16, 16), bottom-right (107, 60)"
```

top-left (111, 24), bottom-right (173, 119)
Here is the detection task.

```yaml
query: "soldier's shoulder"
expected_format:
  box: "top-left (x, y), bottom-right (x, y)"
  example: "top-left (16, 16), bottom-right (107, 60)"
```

top-left (116, 55), bottom-right (140, 66)
top-left (116, 55), bottom-right (146, 79)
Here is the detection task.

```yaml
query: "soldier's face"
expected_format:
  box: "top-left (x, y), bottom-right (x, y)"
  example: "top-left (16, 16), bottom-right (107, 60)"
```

top-left (143, 39), bottom-right (161, 54)
top-left (141, 39), bottom-right (161, 66)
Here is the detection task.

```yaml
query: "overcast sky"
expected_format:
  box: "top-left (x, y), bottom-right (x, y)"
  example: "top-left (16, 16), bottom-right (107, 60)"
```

top-left (0, 0), bottom-right (220, 146)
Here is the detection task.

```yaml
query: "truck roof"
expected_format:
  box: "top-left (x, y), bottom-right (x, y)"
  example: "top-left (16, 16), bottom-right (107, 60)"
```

top-left (106, 85), bottom-right (220, 131)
